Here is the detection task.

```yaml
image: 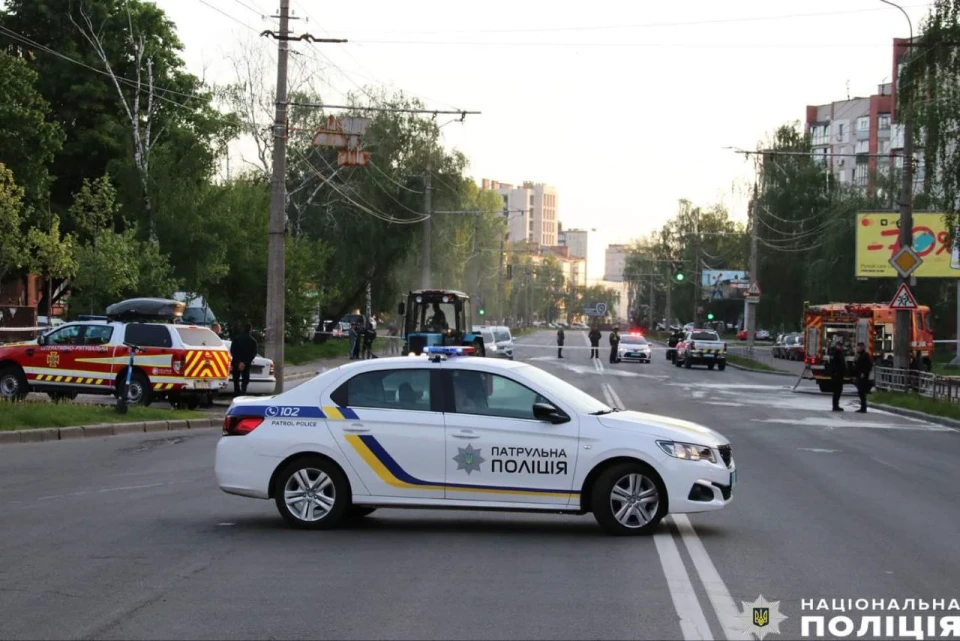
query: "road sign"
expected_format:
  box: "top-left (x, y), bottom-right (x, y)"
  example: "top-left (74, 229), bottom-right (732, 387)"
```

top-left (889, 282), bottom-right (919, 310)
top-left (889, 245), bottom-right (923, 279)
top-left (337, 149), bottom-right (369, 166)
top-left (312, 116), bottom-right (370, 149)
top-left (595, 302), bottom-right (607, 316)
top-left (746, 282), bottom-right (762, 298)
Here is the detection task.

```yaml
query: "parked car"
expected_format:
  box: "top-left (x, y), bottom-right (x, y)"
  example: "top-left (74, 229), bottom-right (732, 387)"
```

top-left (674, 329), bottom-right (728, 371)
top-left (773, 334), bottom-right (786, 358)
top-left (782, 333), bottom-right (804, 361)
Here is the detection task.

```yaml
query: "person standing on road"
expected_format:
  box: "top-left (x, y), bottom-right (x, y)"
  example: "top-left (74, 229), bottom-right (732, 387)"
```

top-left (854, 342), bottom-right (873, 413)
top-left (230, 323), bottom-right (258, 395)
top-left (348, 322), bottom-right (359, 360)
top-left (362, 321), bottom-right (377, 359)
top-left (829, 338), bottom-right (847, 412)
top-left (609, 327), bottom-right (621, 364)
top-left (557, 327), bottom-right (565, 358)
top-left (588, 325), bottom-right (601, 359)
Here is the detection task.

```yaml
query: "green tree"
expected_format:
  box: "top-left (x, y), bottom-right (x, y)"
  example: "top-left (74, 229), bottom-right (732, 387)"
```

top-left (0, 163), bottom-right (25, 284)
top-left (0, 52), bottom-right (64, 203)
top-left (26, 215), bottom-right (75, 315)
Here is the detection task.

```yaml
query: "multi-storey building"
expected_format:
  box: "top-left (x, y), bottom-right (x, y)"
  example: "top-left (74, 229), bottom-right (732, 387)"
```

top-left (481, 179), bottom-right (558, 246)
top-left (604, 244), bottom-right (630, 282)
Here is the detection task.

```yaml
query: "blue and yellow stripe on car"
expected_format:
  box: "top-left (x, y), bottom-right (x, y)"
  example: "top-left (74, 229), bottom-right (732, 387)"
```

top-left (347, 434), bottom-right (580, 499)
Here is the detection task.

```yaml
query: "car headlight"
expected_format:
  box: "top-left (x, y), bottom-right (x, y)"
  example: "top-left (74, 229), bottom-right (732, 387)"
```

top-left (489, 344), bottom-right (497, 351)
top-left (657, 441), bottom-right (717, 463)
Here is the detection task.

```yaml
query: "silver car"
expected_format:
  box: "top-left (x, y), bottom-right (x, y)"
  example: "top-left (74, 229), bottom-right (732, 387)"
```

top-left (222, 340), bottom-right (276, 395)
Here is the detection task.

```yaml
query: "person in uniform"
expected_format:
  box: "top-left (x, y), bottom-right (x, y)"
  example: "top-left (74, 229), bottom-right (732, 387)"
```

top-left (230, 323), bottom-right (258, 395)
top-left (609, 327), bottom-right (621, 364)
top-left (588, 326), bottom-right (601, 359)
top-left (829, 338), bottom-right (847, 411)
top-left (556, 327), bottom-right (565, 358)
top-left (854, 341), bottom-right (873, 413)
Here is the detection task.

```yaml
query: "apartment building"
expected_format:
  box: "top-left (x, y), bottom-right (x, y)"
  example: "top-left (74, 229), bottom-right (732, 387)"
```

top-left (604, 244), bottom-right (630, 282)
top-left (481, 179), bottom-right (558, 246)
top-left (558, 226), bottom-right (588, 262)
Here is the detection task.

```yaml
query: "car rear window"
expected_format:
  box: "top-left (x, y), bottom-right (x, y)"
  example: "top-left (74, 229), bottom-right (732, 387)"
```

top-left (124, 323), bottom-right (173, 348)
top-left (692, 331), bottom-right (720, 341)
top-left (175, 327), bottom-right (224, 347)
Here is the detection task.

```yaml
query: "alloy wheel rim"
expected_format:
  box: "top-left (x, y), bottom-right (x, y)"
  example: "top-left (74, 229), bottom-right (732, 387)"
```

top-left (0, 375), bottom-right (19, 397)
top-left (610, 473), bottom-right (659, 529)
top-left (126, 382), bottom-right (142, 404)
top-left (284, 468), bottom-right (336, 522)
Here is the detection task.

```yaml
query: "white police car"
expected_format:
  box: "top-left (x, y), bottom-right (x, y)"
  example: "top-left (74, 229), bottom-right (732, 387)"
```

top-left (215, 346), bottom-right (736, 535)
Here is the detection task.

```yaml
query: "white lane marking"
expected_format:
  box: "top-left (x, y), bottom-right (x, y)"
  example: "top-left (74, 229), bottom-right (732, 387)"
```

top-left (601, 384), bottom-right (615, 408)
top-left (654, 528), bottom-right (715, 640)
top-left (672, 514), bottom-right (751, 640)
top-left (798, 448), bottom-right (839, 453)
top-left (606, 383), bottom-right (624, 410)
top-left (752, 417), bottom-right (951, 431)
top-left (705, 402), bottom-right (744, 407)
top-left (597, 358), bottom-right (604, 373)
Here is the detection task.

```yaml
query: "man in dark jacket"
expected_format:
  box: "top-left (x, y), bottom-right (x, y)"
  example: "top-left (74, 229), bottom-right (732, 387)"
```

top-left (854, 342), bottom-right (873, 413)
top-left (829, 338), bottom-right (847, 411)
top-left (588, 326), bottom-right (601, 359)
top-left (230, 323), bottom-right (258, 395)
top-left (556, 327), bottom-right (565, 358)
top-left (362, 322), bottom-right (377, 360)
top-left (609, 327), bottom-right (621, 364)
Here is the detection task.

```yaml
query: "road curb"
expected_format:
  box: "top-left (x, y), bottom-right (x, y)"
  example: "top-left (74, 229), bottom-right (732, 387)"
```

top-left (871, 402), bottom-right (960, 432)
top-left (0, 416), bottom-right (222, 447)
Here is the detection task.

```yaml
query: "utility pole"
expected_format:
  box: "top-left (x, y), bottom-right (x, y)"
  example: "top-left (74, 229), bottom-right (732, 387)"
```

top-left (497, 236), bottom-right (505, 324)
top-left (648, 278), bottom-right (655, 330)
top-left (746, 184), bottom-right (759, 349)
top-left (421, 162), bottom-right (432, 289)
top-left (665, 272), bottom-right (673, 329)
top-left (469, 214), bottom-right (480, 326)
top-left (265, 0), bottom-right (292, 390)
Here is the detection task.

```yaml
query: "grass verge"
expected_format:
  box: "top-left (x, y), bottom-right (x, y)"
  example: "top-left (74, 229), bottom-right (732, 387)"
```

top-left (872, 391), bottom-right (960, 422)
top-left (284, 339), bottom-right (352, 365)
top-left (726, 354), bottom-right (779, 372)
top-left (0, 402), bottom-right (205, 431)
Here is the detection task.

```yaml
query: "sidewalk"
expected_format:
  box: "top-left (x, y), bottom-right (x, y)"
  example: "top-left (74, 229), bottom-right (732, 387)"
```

top-left (284, 357), bottom-right (352, 380)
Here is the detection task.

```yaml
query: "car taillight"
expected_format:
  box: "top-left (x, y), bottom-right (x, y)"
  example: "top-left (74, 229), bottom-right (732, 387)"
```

top-left (269, 362), bottom-right (275, 377)
top-left (223, 416), bottom-right (263, 436)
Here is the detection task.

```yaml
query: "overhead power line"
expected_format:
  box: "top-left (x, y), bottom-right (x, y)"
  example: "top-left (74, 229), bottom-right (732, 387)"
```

top-left (286, 101), bottom-right (480, 117)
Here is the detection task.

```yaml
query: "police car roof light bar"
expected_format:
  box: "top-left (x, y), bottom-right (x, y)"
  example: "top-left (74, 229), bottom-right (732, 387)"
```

top-left (423, 345), bottom-right (476, 356)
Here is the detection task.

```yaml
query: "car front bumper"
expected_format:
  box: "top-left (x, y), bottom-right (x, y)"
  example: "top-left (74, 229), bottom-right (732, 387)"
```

top-left (619, 351), bottom-right (651, 362)
top-left (660, 453), bottom-right (736, 514)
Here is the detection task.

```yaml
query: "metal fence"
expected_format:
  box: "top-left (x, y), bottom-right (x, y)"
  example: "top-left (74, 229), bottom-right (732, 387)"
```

top-left (874, 365), bottom-right (960, 404)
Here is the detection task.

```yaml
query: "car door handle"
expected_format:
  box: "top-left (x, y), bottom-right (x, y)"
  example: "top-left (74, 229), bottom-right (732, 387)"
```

top-left (452, 430), bottom-right (480, 439)
top-left (342, 423), bottom-right (370, 433)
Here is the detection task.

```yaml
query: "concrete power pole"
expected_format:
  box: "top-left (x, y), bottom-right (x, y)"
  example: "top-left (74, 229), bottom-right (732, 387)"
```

top-left (497, 236), bottom-right (505, 324)
top-left (665, 274), bottom-right (673, 329)
top-left (746, 186), bottom-right (759, 349)
top-left (421, 163), bottom-right (432, 289)
top-left (265, 0), bottom-right (291, 390)
top-left (469, 214), bottom-right (480, 326)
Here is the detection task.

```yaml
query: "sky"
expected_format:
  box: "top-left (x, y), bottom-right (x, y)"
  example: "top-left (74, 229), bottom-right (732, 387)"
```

top-left (155, 0), bottom-right (933, 281)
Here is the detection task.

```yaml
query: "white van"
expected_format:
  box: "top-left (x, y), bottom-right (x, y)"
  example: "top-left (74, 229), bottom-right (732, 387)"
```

top-left (474, 325), bottom-right (514, 360)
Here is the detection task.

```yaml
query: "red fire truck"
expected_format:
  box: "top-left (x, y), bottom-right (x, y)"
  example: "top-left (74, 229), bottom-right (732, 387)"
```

top-left (802, 302), bottom-right (933, 392)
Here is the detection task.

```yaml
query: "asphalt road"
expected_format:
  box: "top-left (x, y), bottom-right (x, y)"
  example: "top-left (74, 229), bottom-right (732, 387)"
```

top-left (2, 330), bottom-right (959, 640)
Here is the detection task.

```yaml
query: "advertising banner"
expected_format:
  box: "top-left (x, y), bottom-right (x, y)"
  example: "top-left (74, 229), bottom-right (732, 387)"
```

top-left (856, 212), bottom-right (959, 278)
top-left (701, 270), bottom-right (750, 300)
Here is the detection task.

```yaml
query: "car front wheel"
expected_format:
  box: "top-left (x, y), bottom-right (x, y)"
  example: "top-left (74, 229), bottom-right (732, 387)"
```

top-left (591, 462), bottom-right (667, 536)
top-left (274, 457), bottom-right (349, 529)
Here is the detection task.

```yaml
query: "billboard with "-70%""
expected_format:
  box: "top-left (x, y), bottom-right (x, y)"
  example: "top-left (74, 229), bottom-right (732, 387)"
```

top-left (856, 212), bottom-right (960, 278)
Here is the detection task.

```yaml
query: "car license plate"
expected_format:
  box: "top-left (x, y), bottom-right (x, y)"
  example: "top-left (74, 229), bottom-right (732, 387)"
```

top-left (730, 470), bottom-right (737, 488)
top-left (194, 380), bottom-right (210, 389)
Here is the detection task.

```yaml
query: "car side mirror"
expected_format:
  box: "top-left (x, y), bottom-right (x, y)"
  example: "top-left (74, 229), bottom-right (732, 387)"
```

top-left (397, 302), bottom-right (406, 316)
top-left (533, 402), bottom-right (569, 424)
top-left (37, 334), bottom-right (46, 346)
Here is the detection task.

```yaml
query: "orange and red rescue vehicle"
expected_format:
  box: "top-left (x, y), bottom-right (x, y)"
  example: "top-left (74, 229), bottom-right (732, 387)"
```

top-left (802, 302), bottom-right (933, 391)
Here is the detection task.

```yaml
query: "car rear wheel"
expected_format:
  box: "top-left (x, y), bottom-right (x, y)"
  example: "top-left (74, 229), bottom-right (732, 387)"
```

top-left (120, 370), bottom-right (153, 407)
top-left (707, 362), bottom-right (715, 370)
top-left (684, 355), bottom-right (692, 368)
top-left (274, 456), bottom-right (349, 529)
top-left (0, 366), bottom-right (28, 401)
top-left (718, 361), bottom-right (726, 371)
top-left (591, 462), bottom-right (666, 536)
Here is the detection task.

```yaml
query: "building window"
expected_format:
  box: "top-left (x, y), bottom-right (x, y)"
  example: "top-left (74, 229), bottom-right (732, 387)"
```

top-left (857, 116), bottom-right (870, 133)
top-left (879, 139), bottom-right (890, 154)
top-left (854, 162), bottom-right (869, 187)
top-left (529, 194), bottom-right (534, 206)
top-left (811, 125), bottom-right (830, 146)
top-left (855, 140), bottom-right (869, 154)
top-left (878, 113), bottom-right (891, 130)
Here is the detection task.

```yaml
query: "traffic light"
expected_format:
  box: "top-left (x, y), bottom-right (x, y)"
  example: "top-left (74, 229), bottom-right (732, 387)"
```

top-left (479, 308), bottom-right (485, 316)
top-left (676, 272), bottom-right (685, 282)
top-left (707, 313), bottom-right (715, 320)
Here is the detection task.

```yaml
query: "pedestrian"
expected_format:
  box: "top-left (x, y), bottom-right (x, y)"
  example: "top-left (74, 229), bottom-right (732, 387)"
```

top-left (854, 341), bottom-right (873, 413)
top-left (588, 325), bottom-right (601, 359)
top-left (362, 321), bottom-right (377, 359)
top-left (556, 327), bottom-right (565, 358)
top-left (210, 322), bottom-right (222, 337)
top-left (829, 338), bottom-right (847, 412)
top-left (230, 322), bottom-right (258, 395)
top-left (609, 327), bottom-right (621, 364)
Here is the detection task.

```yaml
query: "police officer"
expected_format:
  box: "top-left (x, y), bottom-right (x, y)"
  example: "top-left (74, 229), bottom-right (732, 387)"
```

top-left (854, 341), bottom-right (873, 413)
top-left (829, 338), bottom-right (847, 412)
top-left (556, 327), bottom-right (565, 359)
top-left (588, 325), bottom-right (601, 359)
top-left (230, 323), bottom-right (258, 395)
top-left (362, 321), bottom-right (377, 359)
top-left (609, 327), bottom-right (621, 364)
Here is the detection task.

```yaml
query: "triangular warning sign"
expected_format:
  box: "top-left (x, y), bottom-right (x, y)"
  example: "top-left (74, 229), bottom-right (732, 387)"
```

top-left (747, 282), bottom-right (762, 297)
top-left (889, 282), bottom-right (919, 310)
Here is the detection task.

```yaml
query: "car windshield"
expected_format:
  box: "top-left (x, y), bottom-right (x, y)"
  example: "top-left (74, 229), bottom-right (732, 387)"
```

top-left (512, 363), bottom-right (613, 415)
top-left (494, 330), bottom-right (510, 342)
top-left (692, 331), bottom-right (719, 341)
top-left (176, 327), bottom-right (224, 347)
top-left (621, 335), bottom-right (647, 345)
